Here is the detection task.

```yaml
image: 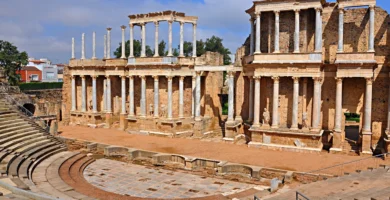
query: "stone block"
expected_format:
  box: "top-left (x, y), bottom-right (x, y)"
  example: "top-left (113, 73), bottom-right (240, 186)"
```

top-left (104, 146), bottom-right (129, 157)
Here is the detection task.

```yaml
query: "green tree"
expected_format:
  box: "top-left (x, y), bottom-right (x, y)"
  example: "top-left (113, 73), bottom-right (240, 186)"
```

top-left (205, 36), bottom-right (231, 65)
top-left (196, 40), bottom-right (206, 57)
top-left (172, 48), bottom-right (179, 57)
top-left (114, 40), bottom-right (153, 58)
top-left (0, 40), bottom-right (28, 85)
top-left (158, 40), bottom-right (167, 56)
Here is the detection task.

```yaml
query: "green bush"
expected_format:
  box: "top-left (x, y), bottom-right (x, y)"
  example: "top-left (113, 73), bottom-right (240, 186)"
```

top-left (19, 82), bottom-right (63, 91)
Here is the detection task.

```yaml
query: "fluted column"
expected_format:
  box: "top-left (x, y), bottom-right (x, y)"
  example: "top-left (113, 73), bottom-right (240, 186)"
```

top-left (255, 12), bottom-right (261, 54)
top-left (121, 76), bottom-right (126, 114)
top-left (179, 22), bottom-right (184, 57)
top-left (195, 72), bottom-right (201, 121)
top-left (92, 32), bottom-right (97, 59)
top-left (103, 79), bottom-right (107, 111)
top-left (106, 28), bottom-right (112, 59)
top-left (312, 77), bottom-right (322, 131)
top-left (92, 75), bottom-right (97, 113)
top-left (71, 76), bottom-right (76, 111)
top-left (386, 75), bottom-right (390, 134)
top-left (274, 11), bottom-right (280, 53)
top-left (248, 77), bottom-right (254, 122)
top-left (368, 6), bottom-right (375, 52)
top-left (315, 8), bottom-right (323, 52)
top-left (302, 78), bottom-right (307, 122)
top-left (250, 18), bottom-right (255, 55)
top-left (179, 76), bottom-right (184, 118)
top-left (153, 76), bottom-right (159, 118)
top-left (291, 77), bottom-right (299, 130)
top-left (81, 75), bottom-right (86, 112)
top-left (129, 24), bottom-right (134, 58)
top-left (271, 77), bottom-right (280, 128)
top-left (106, 76), bottom-right (112, 113)
top-left (192, 75), bottom-right (196, 117)
top-left (154, 22), bottom-right (159, 57)
top-left (338, 8), bottom-right (344, 53)
top-left (334, 78), bottom-right (343, 132)
top-left (192, 23), bottom-right (197, 57)
top-left (168, 20), bottom-right (173, 56)
top-left (227, 72), bottom-right (235, 123)
top-left (253, 76), bottom-right (261, 127)
top-left (71, 38), bottom-right (75, 59)
top-left (81, 33), bottom-right (85, 59)
top-left (140, 76), bottom-right (146, 117)
top-left (104, 34), bottom-right (107, 59)
top-left (294, 10), bottom-right (300, 53)
top-left (121, 25), bottom-right (126, 59)
top-left (141, 23), bottom-right (146, 57)
top-left (167, 76), bottom-right (173, 120)
top-left (128, 76), bottom-right (135, 117)
top-left (362, 77), bottom-right (373, 134)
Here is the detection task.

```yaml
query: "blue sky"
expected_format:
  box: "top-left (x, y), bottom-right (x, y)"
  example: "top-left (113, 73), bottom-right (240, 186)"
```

top-left (0, 0), bottom-right (388, 64)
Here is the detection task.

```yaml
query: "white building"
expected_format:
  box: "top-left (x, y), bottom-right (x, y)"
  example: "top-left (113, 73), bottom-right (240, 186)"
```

top-left (27, 58), bottom-right (59, 82)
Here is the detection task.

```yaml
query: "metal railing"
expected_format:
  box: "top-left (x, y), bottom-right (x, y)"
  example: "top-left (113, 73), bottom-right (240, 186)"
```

top-left (296, 191), bottom-right (310, 200)
top-left (254, 195), bottom-right (261, 200)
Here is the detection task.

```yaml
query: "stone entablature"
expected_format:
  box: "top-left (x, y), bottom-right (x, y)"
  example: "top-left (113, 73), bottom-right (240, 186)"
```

top-left (248, 0), bottom-right (324, 14)
top-left (128, 11), bottom-right (198, 25)
top-left (337, 0), bottom-right (376, 9)
top-left (247, 53), bottom-right (322, 65)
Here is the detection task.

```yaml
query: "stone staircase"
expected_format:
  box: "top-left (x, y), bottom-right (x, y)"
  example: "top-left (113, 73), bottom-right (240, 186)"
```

top-left (343, 138), bottom-right (360, 155)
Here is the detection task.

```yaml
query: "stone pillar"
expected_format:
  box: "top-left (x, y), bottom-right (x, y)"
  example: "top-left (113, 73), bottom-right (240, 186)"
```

top-left (81, 33), bottom-right (85, 59)
top-left (103, 79), bottom-right (107, 111)
top-left (248, 77), bottom-right (254, 122)
top-left (362, 77), bottom-right (373, 154)
top-left (106, 28), bottom-right (112, 59)
top-left (227, 72), bottom-right (235, 123)
top-left (302, 77), bottom-right (307, 122)
top-left (167, 76), bottom-right (173, 120)
top-left (121, 25), bottom-right (126, 59)
top-left (71, 38), bottom-right (75, 59)
top-left (71, 76), bottom-right (76, 111)
top-left (315, 8), bottom-right (323, 52)
top-left (179, 22), bottom-right (184, 57)
top-left (271, 77), bottom-right (280, 128)
top-left (128, 76), bottom-right (135, 117)
top-left (386, 76), bottom-right (390, 134)
top-left (81, 75), bottom-right (86, 112)
top-left (255, 12), bottom-right (261, 54)
top-left (140, 76), bottom-right (146, 117)
top-left (153, 76), bottom-right (159, 118)
top-left (168, 20), bottom-right (173, 56)
top-left (250, 18), bottom-right (254, 55)
top-left (338, 9), bottom-right (344, 53)
top-left (92, 75), bottom-right (97, 113)
top-left (192, 75), bottom-right (196, 118)
top-left (179, 76), bottom-right (184, 118)
top-left (129, 24), bottom-right (134, 58)
top-left (121, 76), bottom-right (126, 114)
top-left (334, 78), bottom-right (343, 132)
top-left (368, 6), bottom-right (375, 52)
top-left (312, 77), bottom-right (322, 131)
top-left (104, 34), bottom-right (107, 59)
top-left (294, 10), bottom-right (300, 53)
top-left (154, 21), bottom-right (159, 57)
top-left (274, 11), bottom-right (280, 53)
top-left (141, 23), bottom-right (146, 57)
top-left (195, 72), bottom-right (201, 121)
top-left (192, 23), bottom-right (197, 57)
top-left (253, 76), bottom-right (261, 127)
top-left (291, 77), bottom-right (299, 130)
top-left (92, 32), bottom-right (97, 59)
top-left (106, 76), bottom-right (112, 113)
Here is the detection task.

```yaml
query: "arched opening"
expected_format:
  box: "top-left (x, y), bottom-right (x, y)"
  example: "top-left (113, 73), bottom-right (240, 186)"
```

top-left (23, 103), bottom-right (35, 116)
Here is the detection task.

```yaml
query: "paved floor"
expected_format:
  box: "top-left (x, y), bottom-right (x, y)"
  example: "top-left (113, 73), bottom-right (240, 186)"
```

top-left (84, 159), bottom-right (258, 199)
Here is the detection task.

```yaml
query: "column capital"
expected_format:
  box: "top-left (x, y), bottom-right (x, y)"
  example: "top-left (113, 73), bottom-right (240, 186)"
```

top-left (154, 21), bottom-right (159, 26)
top-left (369, 5), bottom-right (375, 10)
top-left (121, 25), bottom-right (126, 30)
top-left (166, 76), bottom-right (174, 81)
top-left (228, 71), bottom-right (235, 77)
top-left (292, 77), bottom-right (299, 83)
top-left (179, 21), bottom-right (185, 26)
top-left (274, 10), bottom-right (280, 15)
top-left (121, 75), bottom-right (126, 79)
top-left (71, 75), bottom-right (75, 80)
top-left (193, 22), bottom-right (197, 26)
top-left (139, 22), bottom-right (146, 26)
top-left (91, 75), bottom-right (98, 79)
top-left (192, 75), bottom-right (196, 80)
top-left (254, 11), bottom-right (261, 16)
top-left (272, 76), bottom-right (280, 82)
top-left (315, 7), bottom-right (322, 12)
top-left (105, 75), bottom-right (110, 79)
top-left (129, 75), bottom-right (134, 79)
top-left (106, 27), bottom-right (112, 31)
top-left (129, 24), bottom-right (134, 28)
top-left (253, 75), bottom-right (261, 80)
top-left (313, 77), bottom-right (323, 83)
top-left (153, 75), bottom-right (159, 81)
top-left (303, 77), bottom-right (308, 83)
top-left (335, 77), bottom-right (343, 83)
top-left (366, 77), bottom-right (374, 85)
top-left (139, 75), bottom-right (146, 80)
top-left (80, 75), bottom-right (85, 79)
top-left (339, 8), bottom-right (344, 14)
top-left (168, 20), bottom-right (173, 24)
top-left (180, 76), bottom-right (185, 81)
top-left (294, 9), bottom-right (300, 13)
top-left (196, 71), bottom-right (202, 76)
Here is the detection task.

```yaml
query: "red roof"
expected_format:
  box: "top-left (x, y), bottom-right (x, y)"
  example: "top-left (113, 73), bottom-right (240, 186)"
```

top-left (21, 66), bottom-right (40, 71)
top-left (29, 60), bottom-right (45, 64)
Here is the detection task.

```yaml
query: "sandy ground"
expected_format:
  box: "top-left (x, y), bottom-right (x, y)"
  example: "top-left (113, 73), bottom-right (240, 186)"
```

top-left (59, 125), bottom-right (389, 172)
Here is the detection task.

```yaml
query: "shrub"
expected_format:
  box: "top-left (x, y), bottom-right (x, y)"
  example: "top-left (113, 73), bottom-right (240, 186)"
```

top-left (19, 82), bottom-right (63, 91)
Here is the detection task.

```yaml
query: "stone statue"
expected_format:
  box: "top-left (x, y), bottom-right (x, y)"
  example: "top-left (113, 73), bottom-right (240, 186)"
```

top-left (302, 112), bottom-right (309, 131)
top-left (262, 108), bottom-right (270, 127)
top-left (149, 104), bottom-right (154, 116)
top-left (160, 104), bottom-right (167, 118)
top-left (224, 73), bottom-right (229, 87)
top-left (89, 100), bottom-right (93, 111)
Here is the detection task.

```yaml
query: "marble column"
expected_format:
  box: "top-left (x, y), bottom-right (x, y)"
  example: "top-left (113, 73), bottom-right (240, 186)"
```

top-left (255, 12), bottom-right (261, 54)
top-left (71, 37), bottom-right (75, 59)
top-left (192, 75), bottom-right (196, 118)
top-left (121, 25), bottom-right (126, 59)
top-left (315, 8), bottom-right (323, 52)
top-left (81, 75), bottom-right (86, 112)
top-left (81, 33), bottom-right (85, 59)
top-left (121, 76), bottom-right (126, 114)
top-left (386, 76), bottom-right (390, 134)
top-left (274, 11), bottom-right (280, 53)
top-left (71, 76), bottom-right (76, 111)
top-left (103, 79), bottom-right (107, 111)
top-left (302, 78), bottom-right (308, 126)
top-left (106, 76), bottom-right (112, 113)
top-left (291, 77), bottom-right (299, 130)
top-left (167, 76), bottom-right (173, 120)
top-left (104, 34), bottom-right (107, 59)
top-left (294, 10), bottom-right (300, 53)
top-left (334, 78), bottom-right (343, 132)
top-left (253, 76), bottom-right (261, 127)
top-left (368, 6), bottom-right (375, 52)
top-left (250, 18), bottom-right (255, 55)
top-left (179, 76), bottom-right (184, 118)
top-left (338, 8), bottom-right (344, 53)
top-left (362, 78), bottom-right (373, 134)
top-left (140, 76), bottom-right (146, 117)
top-left (141, 23), bottom-right (146, 57)
top-left (248, 77), bottom-right (254, 122)
top-left (179, 22), bottom-right (184, 57)
top-left (192, 23), bottom-right (197, 57)
top-left (168, 20), bottom-right (173, 56)
top-left (128, 76), bottom-right (135, 117)
top-left (227, 72), bottom-right (235, 123)
top-left (154, 21), bottom-right (159, 57)
top-left (92, 75), bottom-right (97, 113)
top-left (107, 28), bottom-right (112, 59)
top-left (92, 32), bottom-right (97, 59)
top-left (312, 77), bottom-right (322, 131)
top-left (153, 76), bottom-right (159, 118)
top-left (271, 76), bottom-right (280, 128)
top-left (129, 24), bottom-right (134, 58)
top-left (195, 72), bottom-right (201, 121)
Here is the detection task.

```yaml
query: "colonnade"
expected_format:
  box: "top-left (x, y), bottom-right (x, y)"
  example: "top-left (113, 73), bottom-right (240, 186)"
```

top-left (70, 73), bottom-right (203, 120)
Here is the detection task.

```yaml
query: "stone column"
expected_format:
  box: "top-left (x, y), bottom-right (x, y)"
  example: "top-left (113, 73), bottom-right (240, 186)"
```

top-left (192, 75), bottom-right (196, 117)
top-left (81, 75), bottom-right (86, 112)
top-left (106, 76), bottom-right (112, 113)
top-left (140, 76), bottom-right (146, 117)
top-left (195, 72), bottom-right (201, 121)
top-left (294, 10), bottom-right (300, 53)
top-left (153, 76), bottom-right (159, 118)
top-left (103, 79), bottom-right (107, 111)
top-left (255, 12), bottom-right (261, 54)
top-left (141, 23), bottom-right (146, 57)
top-left (271, 77), bottom-right (280, 128)
top-left (92, 32), bottom-right (97, 59)
top-left (106, 28), bottom-right (112, 59)
top-left (338, 8), bottom-right (344, 53)
top-left (154, 21), bottom-right (159, 57)
top-left (363, 78), bottom-right (373, 134)
top-left (104, 34), bottom-right (107, 59)
top-left (386, 76), bottom-right (390, 134)
top-left (121, 76), bottom-right (126, 114)
top-left (179, 76), bottom-right (185, 118)
top-left (302, 77), bottom-right (307, 122)
top-left (250, 18), bottom-right (255, 55)
top-left (253, 76), bottom-right (261, 127)
top-left (121, 25), bottom-right (126, 59)
top-left (334, 78), bottom-right (343, 132)
top-left (167, 76), bottom-right (173, 120)
top-left (274, 11), bottom-right (280, 53)
top-left (128, 76), bottom-right (135, 117)
top-left (368, 6), bottom-right (375, 52)
top-left (71, 76), bottom-right (76, 111)
top-left (71, 37), bottom-right (75, 59)
top-left (248, 77), bottom-right (254, 122)
top-left (192, 23), bottom-right (197, 57)
top-left (291, 77), bottom-right (299, 130)
top-left (92, 75), bottom-right (97, 113)
top-left (315, 8), bottom-right (323, 52)
top-left (81, 33), bottom-right (85, 59)
top-left (179, 22), bottom-right (184, 57)
top-left (129, 24), bottom-right (134, 58)
top-left (312, 77), bottom-right (322, 131)
top-left (227, 72), bottom-right (235, 123)
top-left (168, 20), bottom-right (173, 56)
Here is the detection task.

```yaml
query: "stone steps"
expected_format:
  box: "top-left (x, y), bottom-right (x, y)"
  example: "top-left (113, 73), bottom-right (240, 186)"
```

top-left (0, 119), bottom-right (24, 127)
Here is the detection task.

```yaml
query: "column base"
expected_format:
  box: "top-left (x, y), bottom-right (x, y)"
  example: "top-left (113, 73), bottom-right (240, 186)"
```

top-left (105, 113), bottom-right (113, 128)
top-left (273, 50), bottom-right (280, 54)
top-left (251, 124), bottom-right (261, 128)
top-left (254, 51), bottom-right (261, 55)
top-left (361, 132), bottom-right (372, 154)
top-left (119, 114), bottom-right (128, 131)
top-left (367, 49), bottom-right (375, 53)
top-left (332, 130), bottom-right (343, 149)
top-left (271, 125), bottom-right (279, 129)
top-left (195, 116), bottom-right (202, 122)
top-left (153, 54), bottom-right (159, 57)
top-left (293, 50), bottom-right (300, 54)
top-left (290, 126), bottom-right (298, 131)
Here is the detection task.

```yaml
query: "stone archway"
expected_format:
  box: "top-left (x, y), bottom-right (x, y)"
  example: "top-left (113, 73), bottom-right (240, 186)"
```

top-left (23, 103), bottom-right (36, 116)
